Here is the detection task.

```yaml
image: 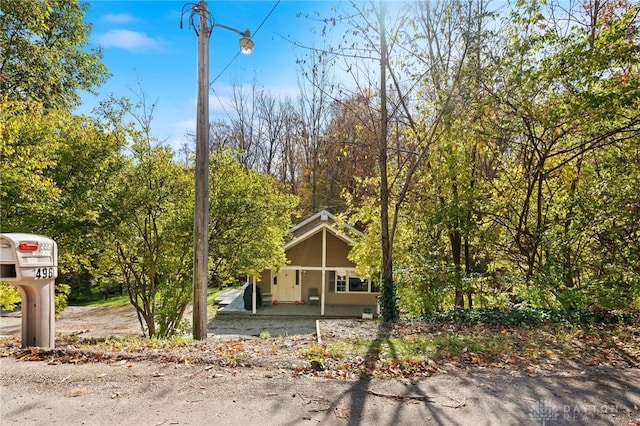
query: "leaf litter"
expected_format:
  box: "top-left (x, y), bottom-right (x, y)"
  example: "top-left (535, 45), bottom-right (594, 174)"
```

top-left (1, 319), bottom-right (638, 382)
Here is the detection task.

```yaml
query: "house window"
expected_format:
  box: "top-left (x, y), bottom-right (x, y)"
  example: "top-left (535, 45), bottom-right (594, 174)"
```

top-left (336, 274), bottom-right (347, 292)
top-left (348, 276), bottom-right (367, 292)
top-left (329, 271), bottom-right (379, 293)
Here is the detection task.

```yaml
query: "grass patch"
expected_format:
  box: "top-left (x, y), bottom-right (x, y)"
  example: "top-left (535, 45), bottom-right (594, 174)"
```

top-left (70, 287), bottom-right (129, 307)
top-left (304, 321), bottom-right (640, 378)
top-left (314, 335), bottom-right (508, 363)
top-left (72, 285), bottom-right (240, 309)
top-left (84, 335), bottom-right (191, 352)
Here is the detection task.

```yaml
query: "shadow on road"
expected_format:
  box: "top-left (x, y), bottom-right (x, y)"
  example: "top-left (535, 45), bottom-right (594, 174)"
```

top-left (280, 321), bottom-right (640, 425)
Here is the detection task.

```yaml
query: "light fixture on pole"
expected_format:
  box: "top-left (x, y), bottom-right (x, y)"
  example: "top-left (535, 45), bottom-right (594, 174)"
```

top-left (181, 1), bottom-right (253, 340)
top-left (211, 22), bottom-right (254, 55)
top-left (239, 30), bottom-right (254, 54)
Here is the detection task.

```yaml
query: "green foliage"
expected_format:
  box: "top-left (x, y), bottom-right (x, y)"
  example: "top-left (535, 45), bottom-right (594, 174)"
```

top-left (259, 331), bottom-right (271, 339)
top-left (91, 96), bottom-right (194, 339)
top-left (0, 281), bottom-right (69, 317)
top-left (422, 308), bottom-right (640, 326)
top-left (0, 0), bottom-right (108, 109)
top-left (208, 149), bottom-right (298, 285)
top-left (496, 1), bottom-right (637, 307)
top-left (0, 101), bottom-right (63, 229)
top-left (379, 277), bottom-right (399, 322)
top-left (1, 100), bottom-right (125, 311)
top-left (106, 142), bottom-right (193, 338)
top-left (54, 283), bottom-right (71, 318)
top-left (385, 0), bottom-right (640, 314)
top-left (0, 282), bottom-right (21, 311)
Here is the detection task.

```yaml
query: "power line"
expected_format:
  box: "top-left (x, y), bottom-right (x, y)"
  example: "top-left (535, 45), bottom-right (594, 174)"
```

top-left (211, 86), bottom-right (233, 123)
top-left (211, 0), bottom-right (281, 84)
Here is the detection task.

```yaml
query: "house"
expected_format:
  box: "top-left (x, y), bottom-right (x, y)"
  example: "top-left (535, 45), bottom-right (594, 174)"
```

top-left (247, 210), bottom-right (379, 317)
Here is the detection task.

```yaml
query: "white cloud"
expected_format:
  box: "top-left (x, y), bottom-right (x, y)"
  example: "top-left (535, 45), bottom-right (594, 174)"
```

top-left (101, 13), bottom-right (136, 24)
top-left (164, 120), bottom-right (196, 157)
top-left (95, 29), bottom-right (164, 52)
top-left (173, 119), bottom-right (196, 139)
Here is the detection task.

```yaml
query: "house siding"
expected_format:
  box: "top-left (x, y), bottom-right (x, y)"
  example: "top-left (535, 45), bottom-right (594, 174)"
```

top-left (285, 230), bottom-right (356, 268)
top-left (325, 232), bottom-right (354, 268)
top-left (324, 291), bottom-right (378, 306)
top-left (301, 270), bottom-right (322, 303)
top-left (258, 270), bottom-right (271, 296)
top-left (286, 232), bottom-right (322, 266)
top-left (299, 270), bottom-right (379, 305)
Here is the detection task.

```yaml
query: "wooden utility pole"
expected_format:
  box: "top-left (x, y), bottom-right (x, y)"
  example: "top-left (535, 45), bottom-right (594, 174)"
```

top-left (193, 0), bottom-right (210, 340)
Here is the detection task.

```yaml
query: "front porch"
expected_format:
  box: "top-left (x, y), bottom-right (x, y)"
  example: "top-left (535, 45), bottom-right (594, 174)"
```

top-left (216, 289), bottom-right (378, 319)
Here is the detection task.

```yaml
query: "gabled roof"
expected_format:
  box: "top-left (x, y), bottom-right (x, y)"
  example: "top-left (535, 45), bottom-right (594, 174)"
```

top-left (285, 210), bottom-right (362, 250)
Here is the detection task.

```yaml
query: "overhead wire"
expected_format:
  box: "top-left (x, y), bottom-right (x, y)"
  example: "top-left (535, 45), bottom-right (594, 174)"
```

top-left (211, 87), bottom-right (233, 122)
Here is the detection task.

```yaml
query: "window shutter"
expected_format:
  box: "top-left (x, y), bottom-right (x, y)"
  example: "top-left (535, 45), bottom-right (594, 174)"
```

top-left (328, 270), bottom-right (335, 293)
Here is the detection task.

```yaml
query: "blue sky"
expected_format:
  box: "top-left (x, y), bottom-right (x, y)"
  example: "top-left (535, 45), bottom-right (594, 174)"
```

top-left (79, 1), bottom-right (339, 152)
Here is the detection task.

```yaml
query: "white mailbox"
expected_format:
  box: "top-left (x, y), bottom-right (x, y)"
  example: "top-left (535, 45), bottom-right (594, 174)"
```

top-left (0, 233), bottom-right (57, 348)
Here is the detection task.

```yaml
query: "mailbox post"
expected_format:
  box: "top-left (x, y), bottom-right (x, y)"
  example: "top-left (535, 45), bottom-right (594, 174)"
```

top-left (0, 233), bottom-right (57, 348)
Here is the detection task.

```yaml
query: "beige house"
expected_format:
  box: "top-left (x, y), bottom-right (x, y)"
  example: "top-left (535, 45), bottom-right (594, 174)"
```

top-left (248, 210), bottom-right (379, 316)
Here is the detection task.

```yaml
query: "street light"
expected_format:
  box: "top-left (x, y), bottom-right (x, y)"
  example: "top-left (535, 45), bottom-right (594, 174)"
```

top-left (239, 31), bottom-right (254, 54)
top-left (181, 1), bottom-right (253, 340)
top-left (212, 23), bottom-right (254, 54)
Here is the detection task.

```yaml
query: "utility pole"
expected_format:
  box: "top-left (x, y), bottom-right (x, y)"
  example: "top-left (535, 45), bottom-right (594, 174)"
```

top-left (193, 0), bottom-right (210, 340)
top-left (182, 0), bottom-right (253, 340)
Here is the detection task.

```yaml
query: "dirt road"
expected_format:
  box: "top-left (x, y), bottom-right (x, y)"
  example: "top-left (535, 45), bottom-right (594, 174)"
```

top-left (1, 307), bottom-right (640, 425)
top-left (2, 356), bottom-right (639, 425)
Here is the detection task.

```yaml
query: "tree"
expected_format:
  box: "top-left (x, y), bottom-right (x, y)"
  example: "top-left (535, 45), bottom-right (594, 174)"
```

top-left (0, 0), bottom-right (108, 109)
top-left (0, 100), bottom-right (124, 309)
top-left (296, 48), bottom-right (333, 215)
top-left (208, 149), bottom-right (298, 286)
top-left (481, 0), bottom-right (640, 308)
top-left (0, 101), bottom-right (62, 231)
top-left (401, 0), bottom-right (498, 310)
top-left (106, 142), bottom-right (193, 338)
top-left (320, 0), bottom-right (480, 320)
top-left (94, 96), bottom-right (194, 338)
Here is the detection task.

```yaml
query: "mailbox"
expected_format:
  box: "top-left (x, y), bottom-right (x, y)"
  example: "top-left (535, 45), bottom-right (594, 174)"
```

top-left (0, 233), bottom-right (57, 348)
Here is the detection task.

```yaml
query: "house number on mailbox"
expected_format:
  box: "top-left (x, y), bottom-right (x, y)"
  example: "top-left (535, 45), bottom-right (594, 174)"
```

top-left (35, 267), bottom-right (54, 279)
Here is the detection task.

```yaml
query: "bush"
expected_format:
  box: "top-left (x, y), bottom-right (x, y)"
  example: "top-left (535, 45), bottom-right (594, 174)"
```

top-left (421, 307), bottom-right (640, 326)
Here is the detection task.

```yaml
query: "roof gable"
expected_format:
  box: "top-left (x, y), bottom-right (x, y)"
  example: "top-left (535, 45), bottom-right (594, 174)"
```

top-left (285, 210), bottom-right (361, 250)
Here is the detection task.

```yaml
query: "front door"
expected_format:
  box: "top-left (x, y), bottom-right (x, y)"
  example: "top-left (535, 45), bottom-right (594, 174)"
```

top-left (276, 269), bottom-right (297, 302)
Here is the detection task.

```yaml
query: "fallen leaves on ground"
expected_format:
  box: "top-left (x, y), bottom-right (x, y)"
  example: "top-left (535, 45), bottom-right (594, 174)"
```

top-left (1, 320), bottom-right (638, 381)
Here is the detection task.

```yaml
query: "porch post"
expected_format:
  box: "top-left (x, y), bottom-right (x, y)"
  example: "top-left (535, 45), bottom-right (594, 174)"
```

top-left (251, 276), bottom-right (257, 314)
top-left (321, 227), bottom-right (326, 316)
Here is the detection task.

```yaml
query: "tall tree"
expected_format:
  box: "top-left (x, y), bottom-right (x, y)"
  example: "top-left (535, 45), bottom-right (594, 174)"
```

top-left (296, 49), bottom-right (333, 215)
top-left (319, 0), bottom-right (478, 320)
top-left (0, 100), bottom-right (125, 306)
top-left (208, 149), bottom-right (298, 286)
top-left (0, 0), bottom-right (108, 109)
top-left (482, 0), bottom-right (640, 307)
top-left (94, 96), bottom-right (194, 338)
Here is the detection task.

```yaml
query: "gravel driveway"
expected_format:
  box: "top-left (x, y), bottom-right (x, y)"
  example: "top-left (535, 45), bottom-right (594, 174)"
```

top-left (0, 305), bottom-right (322, 339)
